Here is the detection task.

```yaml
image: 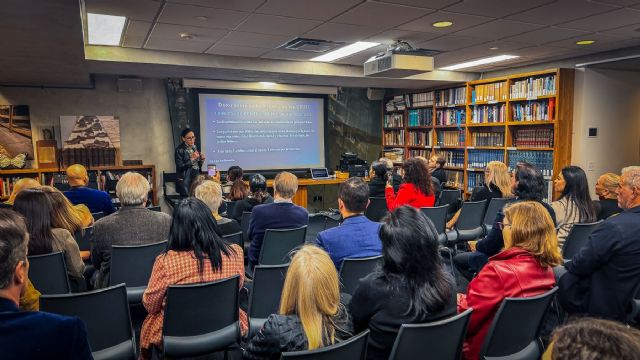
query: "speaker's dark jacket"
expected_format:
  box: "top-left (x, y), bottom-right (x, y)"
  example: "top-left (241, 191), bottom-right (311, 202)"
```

top-left (174, 142), bottom-right (202, 196)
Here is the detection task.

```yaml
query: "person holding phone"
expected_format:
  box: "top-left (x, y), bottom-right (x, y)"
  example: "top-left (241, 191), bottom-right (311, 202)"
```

top-left (175, 128), bottom-right (205, 196)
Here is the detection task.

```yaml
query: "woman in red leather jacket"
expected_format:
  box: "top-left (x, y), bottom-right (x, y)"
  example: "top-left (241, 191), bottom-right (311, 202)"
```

top-left (458, 201), bottom-right (563, 360)
top-left (385, 157), bottom-right (435, 210)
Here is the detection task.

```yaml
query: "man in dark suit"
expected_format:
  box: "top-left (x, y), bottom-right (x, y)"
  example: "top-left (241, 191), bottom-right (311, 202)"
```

top-left (316, 177), bottom-right (382, 270)
top-left (174, 128), bottom-right (204, 196)
top-left (559, 167), bottom-right (640, 321)
top-left (248, 171), bottom-right (308, 267)
top-left (64, 163), bottom-right (116, 215)
top-left (0, 209), bottom-right (92, 360)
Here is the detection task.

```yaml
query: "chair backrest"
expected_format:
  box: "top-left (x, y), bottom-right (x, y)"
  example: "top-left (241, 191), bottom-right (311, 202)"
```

top-left (389, 309), bottom-right (473, 360)
top-left (365, 197), bottom-right (389, 222)
top-left (109, 241), bottom-right (167, 288)
top-left (259, 226), bottom-right (308, 265)
top-left (226, 201), bottom-right (237, 216)
top-left (456, 200), bottom-right (487, 231)
top-left (28, 252), bottom-right (70, 295)
top-left (249, 264), bottom-right (289, 319)
top-left (241, 211), bottom-right (252, 245)
top-left (420, 205), bottom-right (449, 235)
top-left (222, 231), bottom-right (244, 249)
top-left (74, 226), bottom-right (94, 252)
top-left (162, 171), bottom-right (178, 194)
top-left (562, 221), bottom-right (603, 260)
top-left (339, 256), bottom-right (383, 296)
top-left (41, 284), bottom-right (135, 359)
top-left (92, 211), bottom-right (105, 221)
top-left (480, 287), bottom-right (558, 359)
top-left (281, 329), bottom-right (370, 359)
top-left (436, 189), bottom-right (462, 215)
top-left (483, 198), bottom-right (514, 228)
top-left (163, 276), bottom-right (240, 357)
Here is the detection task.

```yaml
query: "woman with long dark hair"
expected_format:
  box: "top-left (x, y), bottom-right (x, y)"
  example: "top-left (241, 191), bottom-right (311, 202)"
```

top-left (552, 166), bottom-right (597, 248)
top-left (350, 206), bottom-right (456, 360)
top-left (231, 174), bottom-right (273, 221)
top-left (223, 166), bottom-right (243, 197)
top-left (139, 198), bottom-right (246, 359)
top-left (385, 157), bottom-right (435, 210)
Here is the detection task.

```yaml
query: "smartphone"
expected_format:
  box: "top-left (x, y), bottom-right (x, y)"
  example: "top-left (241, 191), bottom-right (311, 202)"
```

top-left (207, 164), bottom-right (217, 177)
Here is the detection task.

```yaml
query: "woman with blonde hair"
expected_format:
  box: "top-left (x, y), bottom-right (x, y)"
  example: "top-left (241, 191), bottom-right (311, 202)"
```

top-left (40, 186), bottom-right (93, 232)
top-left (458, 201), bottom-right (563, 360)
top-left (594, 172), bottom-right (622, 220)
top-left (243, 245), bottom-right (352, 359)
top-left (194, 180), bottom-right (241, 236)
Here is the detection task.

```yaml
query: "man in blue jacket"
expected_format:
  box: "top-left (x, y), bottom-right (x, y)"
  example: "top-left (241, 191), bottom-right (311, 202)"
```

top-left (0, 209), bottom-right (93, 360)
top-left (316, 177), bottom-right (382, 270)
top-left (64, 164), bottom-right (115, 215)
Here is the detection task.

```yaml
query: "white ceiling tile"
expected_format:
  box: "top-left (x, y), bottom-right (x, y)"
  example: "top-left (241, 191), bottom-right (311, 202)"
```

top-left (159, 3), bottom-right (248, 30)
top-left (304, 23), bottom-right (385, 43)
top-left (560, 8), bottom-right (640, 31)
top-left (453, 19), bottom-right (545, 39)
top-left (122, 20), bottom-right (151, 48)
top-left (334, 44), bottom-right (387, 65)
top-left (236, 14), bottom-right (322, 36)
top-left (466, 40), bottom-right (531, 52)
top-left (506, 0), bottom-right (618, 26)
top-left (547, 32), bottom-right (628, 50)
top-left (218, 31), bottom-right (293, 48)
top-left (166, 0), bottom-right (264, 12)
top-left (397, 10), bottom-right (492, 34)
top-left (145, 38), bottom-right (213, 53)
top-left (375, 0), bottom-right (461, 9)
top-left (149, 23), bottom-right (228, 42)
top-left (332, 2), bottom-right (433, 27)
top-left (502, 27), bottom-right (591, 45)
top-left (589, 0), bottom-right (640, 6)
top-left (206, 44), bottom-right (271, 57)
top-left (365, 29), bottom-right (440, 45)
top-left (510, 45), bottom-right (591, 58)
top-left (85, 0), bottom-right (162, 21)
top-left (122, 36), bottom-right (146, 48)
top-left (255, 0), bottom-right (363, 21)
top-left (601, 23), bottom-right (640, 38)
top-left (260, 49), bottom-right (316, 61)
top-left (416, 34), bottom-right (485, 51)
top-left (442, 0), bottom-right (555, 17)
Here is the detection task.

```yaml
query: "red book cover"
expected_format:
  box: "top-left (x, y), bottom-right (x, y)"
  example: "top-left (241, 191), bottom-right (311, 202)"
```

top-left (548, 98), bottom-right (555, 121)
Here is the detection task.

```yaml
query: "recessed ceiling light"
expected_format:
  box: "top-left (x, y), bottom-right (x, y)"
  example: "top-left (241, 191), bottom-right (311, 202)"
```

top-left (576, 40), bottom-right (595, 45)
top-left (310, 41), bottom-right (380, 62)
top-left (195, 16), bottom-right (208, 21)
top-left (180, 33), bottom-right (195, 40)
top-left (441, 55), bottom-right (520, 71)
top-left (87, 13), bottom-right (126, 46)
top-left (432, 21), bottom-right (453, 28)
top-left (260, 82), bottom-right (276, 86)
top-left (489, 46), bottom-right (499, 50)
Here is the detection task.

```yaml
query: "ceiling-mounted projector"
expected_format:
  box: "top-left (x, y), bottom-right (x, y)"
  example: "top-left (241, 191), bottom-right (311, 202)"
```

top-left (364, 41), bottom-right (438, 78)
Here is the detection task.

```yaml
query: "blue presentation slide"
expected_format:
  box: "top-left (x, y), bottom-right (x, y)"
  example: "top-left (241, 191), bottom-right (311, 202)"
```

top-left (199, 93), bottom-right (325, 171)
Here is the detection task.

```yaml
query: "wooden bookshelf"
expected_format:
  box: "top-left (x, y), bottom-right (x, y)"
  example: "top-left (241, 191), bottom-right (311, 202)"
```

top-left (381, 68), bottom-right (574, 201)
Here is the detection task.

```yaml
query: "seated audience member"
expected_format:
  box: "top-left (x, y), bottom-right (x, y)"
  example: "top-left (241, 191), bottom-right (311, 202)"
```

top-left (91, 172), bottom-right (171, 288)
top-left (223, 165), bottom-right (243, 196)
top-left (195, 180), bottom-right (241, 236)
top-left (378, 157), bottom-right (402, 193)
top-left (316, 177), bottom-right (382, 270)
top-left (188, 174), bottom-right (207, 197)
top-left (385, 157), bottom-right (435, 211)
top-left (231, 174), bottom-right (273, 221)
top-left (140, 198), bottom-right (246, 359)
top-left (447, 161), bottom-right (513, 229)
top-left (1, 177), bottom-right (40, 207)
top-left (558, 167), bottom-right (640, 322)
top-left (551, 166), bottom-right (597, 248)
top-left (248, 172), bottom-right (309, 267)
top-left (428, 154), bottom-right (448, 186)
top-left (368, 161), bottom-right (391, 198)
top-left (41, 186), bottom-right (93, 232)
top-left (13, 189), bottom-right (85, 282)
top-left (64, 164), bottom-right (115, 215)
top-left (244, 245), bottom-right (352, 359)
top-left (459, 201), bottom-right (562, 360)
top-left (350, 206), bottom-right (456, 360)
top-left (454, 161), bottom-right (556, 279)
top-left (594, 172), bottom-right (623, 220)
top-left (0, 209), bottom-right (92, 360)
top-left (543, 317), bottom-right (640, 360)
top-left (229, 179), bottom-right (249, 201)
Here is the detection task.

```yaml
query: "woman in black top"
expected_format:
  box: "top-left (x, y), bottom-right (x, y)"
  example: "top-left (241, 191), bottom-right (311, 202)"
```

top-left (349, 206), bottom-right (456, 360)
top-left (231, 174), bottom-right (273, 221)
top-left (594, 172), bottom-right (623, 220)
top-left (174, 128), bottom-right (204, 196)
top-left (369, 159), bottom-right (402, 198)
top-left (194, 180), bottom-right (241, 236)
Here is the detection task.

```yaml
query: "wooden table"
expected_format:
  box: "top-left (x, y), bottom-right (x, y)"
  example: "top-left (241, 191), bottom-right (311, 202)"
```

top-left (266, 178), bottom-right (349, 208)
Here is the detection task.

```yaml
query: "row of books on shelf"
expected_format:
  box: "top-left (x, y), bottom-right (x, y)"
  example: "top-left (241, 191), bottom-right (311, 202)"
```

top-left (383, 130), bottom-right (405, 146)
top-left (406, 92), bottom-right (434, 108)
top-left (511, 98), bottom-right (555, 121)
top-left (408, 149), bottom-right (428, 158)
top-left (436, 150), bottom-right (465, 168)
top-left (443, 170), bottom-right (463, 190)
top-left (408, 130), bottom-right (433, 147)
top-left (384, 114), bottom-right (404, 128)
top-left (508, 150), bottom-right (554, 177)
top-left (471, 104), bottom-right (506, 124)
top-left (471, 131), bottom-right (505, 147)
top-left (385, 96), bottom-right (407, 111)
top-left (408, 108), bottom-right (432, 127)
top-left (436, 87), bottom-right (466, 107)
top-left (510, 75), bottom-right (556, 99)
top-left (513, 128), bottom-right (554, 148)
top-left (436, 130), bottom-right (465, 147)
top-left (471, 81), bottom-right (507, 103)
top-left (468, 150), bottom-right (505, 169)
top-left (436, 109), bottom-right (466, 126)
top-left (467, 172), bottom-right (485, 193)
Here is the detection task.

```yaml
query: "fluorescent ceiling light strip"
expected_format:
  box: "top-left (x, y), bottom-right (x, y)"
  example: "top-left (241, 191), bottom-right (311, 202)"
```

top-left (87, 13), bottom-right (126, 46)
top-left (441, 55), bottom-right (519, 71)
top-left (310, 42), bottom-right (379, 62)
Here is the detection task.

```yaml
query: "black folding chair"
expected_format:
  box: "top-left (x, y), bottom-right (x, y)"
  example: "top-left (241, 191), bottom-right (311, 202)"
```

top-left (562, 221), bottom-right (603, 260)
top-left (226, 201), bottom-right (237, 217)
top-left (339, 256), bottom-right (383, 296)
top-left (389, 309), bottom-right (472, 360)
top-left (258, 226), bottom-right (307, 265)
top-left (74, 226), bottom-right (94, 252)
top-left (365, 197), bottom-right (389, 222)
top-left (241, 211), bottom-right (252, 253)
top-left (281, 329), bottom-right (370, 359)
top-left (248, 264), bottom-right (289, 337)
top-left (420, 205), bottom-right (449, 245)
top-left (28, 252), bottom-right (71, 295)
top-left (41, 284), bottom-right (136, 360)
top-left (92, 211), bottom-right (105, 221)
top-left (483, 198), bottom-right (514, 234)
top-left (109, 241), bottom-right (167, 303)
top-left (436, 189), bottom-right (462, 221)
top-left (447, 200), bottom-right (487, 244)
top-left (162, 171), bottom-right (182, 209)
top-left (163, 276), bottom-right (241, 358)
top-left (223, 231), bottom-right (244, 249)
top-left (479, 287), bottom-right (558, 360)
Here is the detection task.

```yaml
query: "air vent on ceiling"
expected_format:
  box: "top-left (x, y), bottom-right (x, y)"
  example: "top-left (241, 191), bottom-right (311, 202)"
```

top-left (280, 38), bottom-right (344, 53)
